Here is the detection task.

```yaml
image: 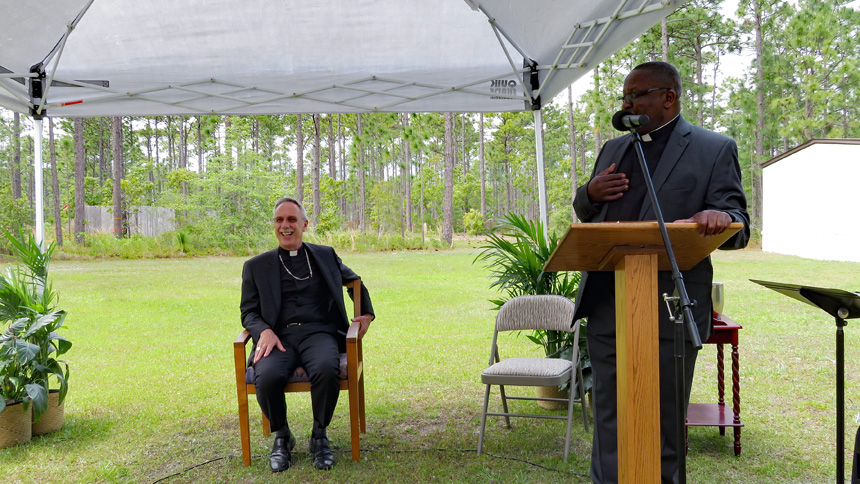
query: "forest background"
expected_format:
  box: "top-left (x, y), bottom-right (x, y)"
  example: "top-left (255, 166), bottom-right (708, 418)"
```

top-left (1, 0), bottom-right (859, 256)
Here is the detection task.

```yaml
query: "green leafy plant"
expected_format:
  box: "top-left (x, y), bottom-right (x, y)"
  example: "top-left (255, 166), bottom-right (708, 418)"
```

top-left (0, 316), bottom-right (48, 418)
top-left (0, 230), bottom-right (70, 421)
top-left (462, 209), bottom-right (485, 236)
top-left (176, 230), bottom-right (189, 254)
top-left (25, 310), bottom-right (70, 412)
top-left (474, 213), bottom-right (590, 394)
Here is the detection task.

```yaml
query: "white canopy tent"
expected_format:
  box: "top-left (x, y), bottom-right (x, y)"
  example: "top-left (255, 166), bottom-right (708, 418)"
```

top-left (0, 0), bottom-right (686, 244)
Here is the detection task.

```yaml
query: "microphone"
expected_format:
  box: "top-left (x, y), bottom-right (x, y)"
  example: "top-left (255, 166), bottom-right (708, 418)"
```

top-left (612, 110), bottom-right (650, 131)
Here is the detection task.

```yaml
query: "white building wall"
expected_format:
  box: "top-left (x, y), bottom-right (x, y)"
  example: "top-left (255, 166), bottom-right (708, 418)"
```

top-left (762, 143), bottom-right (860, 262)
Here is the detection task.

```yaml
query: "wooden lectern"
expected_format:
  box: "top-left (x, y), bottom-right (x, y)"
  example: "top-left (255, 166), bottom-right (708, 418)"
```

top-left (545, 221), bottom-right (742, 484)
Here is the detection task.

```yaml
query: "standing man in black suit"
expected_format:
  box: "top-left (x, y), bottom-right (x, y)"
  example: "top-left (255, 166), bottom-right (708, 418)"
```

top-left (240, 196), bottom-right (374, 473)
top-left (573, 61), bottom-right (750, 484)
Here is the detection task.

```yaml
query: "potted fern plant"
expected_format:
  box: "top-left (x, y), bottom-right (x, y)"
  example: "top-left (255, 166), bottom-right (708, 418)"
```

top-left (474, 213), bottom-right (590, 407)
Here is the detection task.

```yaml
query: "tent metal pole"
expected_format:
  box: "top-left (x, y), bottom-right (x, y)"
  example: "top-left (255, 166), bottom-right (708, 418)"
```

top-left (533, 109), bottom-right (548, 240)
top-left (34, 118), bottom-right (45, 248)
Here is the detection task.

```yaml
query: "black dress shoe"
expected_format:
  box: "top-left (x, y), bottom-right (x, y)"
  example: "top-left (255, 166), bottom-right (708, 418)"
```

top-left (269, 432), bottom-right (296, 473)
top-left (309, 436), bottom-right (335, 470)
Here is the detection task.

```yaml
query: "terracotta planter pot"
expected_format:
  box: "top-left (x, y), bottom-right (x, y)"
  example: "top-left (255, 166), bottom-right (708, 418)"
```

top-left (0, 401), bottom-right (33, 447)
top-left (33, 390), bottom-right (64, 436)
top-left (536, 385), bottom-right (569, 410)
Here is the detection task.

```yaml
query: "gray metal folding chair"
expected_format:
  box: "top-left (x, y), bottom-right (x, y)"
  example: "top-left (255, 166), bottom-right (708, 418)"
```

top-left (477, 294), bottom-right (588, 460)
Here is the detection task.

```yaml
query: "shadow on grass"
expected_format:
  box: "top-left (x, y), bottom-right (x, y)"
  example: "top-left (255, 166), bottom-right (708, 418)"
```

top-left (146, 398), bottom-right (595, 484)
top-left (23, 411), bottom-right (120, 450)
top-left (685, 426), bottom-right (831, 483)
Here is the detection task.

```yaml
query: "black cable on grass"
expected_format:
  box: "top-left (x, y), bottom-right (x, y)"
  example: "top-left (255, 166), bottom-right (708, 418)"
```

top-left (151, 456), bottom-right (231, 483)
top-left (150, 448), bottom-right (591, 482)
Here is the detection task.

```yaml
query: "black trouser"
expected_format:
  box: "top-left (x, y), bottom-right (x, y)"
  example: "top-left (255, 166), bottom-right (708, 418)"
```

top-left (853, 425), bottom-right (860, 483)
top-left (585, 286), bottom-right (699, 484)
top-left (253, 324), bottom-right (340, 439)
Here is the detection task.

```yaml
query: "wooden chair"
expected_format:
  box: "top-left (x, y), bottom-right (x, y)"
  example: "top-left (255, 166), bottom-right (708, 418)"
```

top-left (233, 279), bottom-right (366, 466)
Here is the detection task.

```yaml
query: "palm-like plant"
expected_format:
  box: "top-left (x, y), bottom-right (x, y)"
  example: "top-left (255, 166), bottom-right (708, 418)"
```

top-left (475, 214), bottom-right (591, 396)
top-left (474, 213), bottom-right (580, 357)
top-left (0, 229), bottom-right (56, 320)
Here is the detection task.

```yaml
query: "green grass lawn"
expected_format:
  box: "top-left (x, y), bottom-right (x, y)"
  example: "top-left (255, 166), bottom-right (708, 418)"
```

top-left (1, 248), bottom-right (859, 483)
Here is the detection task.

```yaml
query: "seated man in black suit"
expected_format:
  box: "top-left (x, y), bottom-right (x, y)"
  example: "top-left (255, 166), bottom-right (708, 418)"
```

top-left (240, 196), bottom-right (374, 472)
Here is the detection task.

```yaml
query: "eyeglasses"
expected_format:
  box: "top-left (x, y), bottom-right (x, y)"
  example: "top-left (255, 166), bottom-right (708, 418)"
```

top-left (617, 87), bottom-right (672, 104)
top-left (273, 216), bottom-right (302, 224)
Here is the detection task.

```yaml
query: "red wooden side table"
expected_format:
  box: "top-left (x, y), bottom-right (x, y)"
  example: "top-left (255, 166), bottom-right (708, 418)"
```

top-left (686, 313), bottom-right (744, 456)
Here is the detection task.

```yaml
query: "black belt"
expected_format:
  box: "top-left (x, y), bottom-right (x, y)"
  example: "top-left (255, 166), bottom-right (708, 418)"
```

top-left (284, 321), bottom-right (325, 328)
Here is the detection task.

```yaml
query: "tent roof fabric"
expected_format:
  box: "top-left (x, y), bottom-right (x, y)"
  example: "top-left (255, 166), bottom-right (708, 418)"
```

top-left (0, 0), bottom-right (684, 117)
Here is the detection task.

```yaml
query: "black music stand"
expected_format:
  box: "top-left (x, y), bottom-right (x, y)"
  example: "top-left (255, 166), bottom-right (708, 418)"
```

top-left (751, 279), bottom-right (860, 484)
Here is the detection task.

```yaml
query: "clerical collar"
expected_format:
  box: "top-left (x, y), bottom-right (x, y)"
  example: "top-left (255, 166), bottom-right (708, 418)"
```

top-left (641, 114), bottom-right (680, 142)
top-left (279, 244), bottom-right (303, 257)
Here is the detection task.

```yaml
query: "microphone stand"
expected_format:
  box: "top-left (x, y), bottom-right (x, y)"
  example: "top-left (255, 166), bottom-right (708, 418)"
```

top-left (627, 129), bottom-right (703, 484)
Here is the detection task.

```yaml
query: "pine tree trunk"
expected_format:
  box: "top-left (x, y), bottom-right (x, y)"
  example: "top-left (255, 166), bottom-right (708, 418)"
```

top-left (338, 114), bottom-right (345, 214)
top-left (146, 119), bottom-right (154, 185)
top-left (223, 117), bottom-right (232, 170)
top-left (112, 117), bottom-right (124, 238)
top-left (753, 0), bottom-right (765, 231)
top-left (312, 114), bottom-right (321, 226)
top-left (296, 114), bottom-right (304, 204)
top-left (98, 118), bottom-right (106, 184)
top-left (12, 112), bottom-right (22, 201)
top-left (179, 116), bottom-right (188, 199)
top-left (419, 149), bottom-right (425, 243)
top-left (27, 136), bottom-right (34, 211)
top-left (49, 119), bottom-right (63, 246)
top-left (153, 118), bottom-right (161, 193)
top-left (402, 113), bottom-right (412, 232)
top-left (593, 68), bottom-right (603, 152)
top-left (661, 19), bottom-right (669, 61)
top-left (166, 116), bottom-right (175, 171)
top-left (461, 113), bottom-right (467, 172)
top-left (73, 118), bottom-right (85, 244)
top-left (197, 116), bottom-right (204, 174)
top-left (253, 117), bottom-right (259, 154)
top-left (443, 112), bottom-right (454, 246)
top-left (357, 114), bottom-right (366, 233)
top-left (479, 113), bottom-right (486, 225)
top-left (568, 86), bottom-right (578, 222)
top-left (328, 114), bottom-right (336, 179)
top-left (504, 138), bottom-right (512, 213)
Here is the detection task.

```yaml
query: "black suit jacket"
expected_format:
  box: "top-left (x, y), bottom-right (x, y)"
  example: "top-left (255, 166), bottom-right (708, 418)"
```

top-left (573, 116), bottom-right (750, 340)
top-left (240, 242), bottom-right (374, 352)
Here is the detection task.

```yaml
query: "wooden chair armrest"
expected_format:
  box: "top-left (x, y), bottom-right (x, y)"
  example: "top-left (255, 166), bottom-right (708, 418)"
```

top-left (346, 278), bottom-right (365, 343)
top-left (349, 278), bottom-right (362, 318)
top-left (235, 330), bottom-right (252, 347)
top-left (346, 279), bottom-right (364, 380)
top-left (233, 330), bottom-right (252, 384)
top-left (347, 320), bottom-right (362, 341)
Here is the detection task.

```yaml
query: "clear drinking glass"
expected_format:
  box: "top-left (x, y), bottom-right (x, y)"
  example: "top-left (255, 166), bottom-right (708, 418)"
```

top-left (711, 282), bottom-right (725, 315)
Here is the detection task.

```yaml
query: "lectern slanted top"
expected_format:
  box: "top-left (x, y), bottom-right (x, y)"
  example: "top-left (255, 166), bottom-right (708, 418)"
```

top-left (544, 221), bottom-right (744, 272)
